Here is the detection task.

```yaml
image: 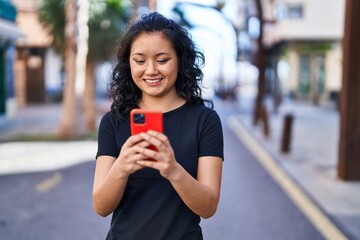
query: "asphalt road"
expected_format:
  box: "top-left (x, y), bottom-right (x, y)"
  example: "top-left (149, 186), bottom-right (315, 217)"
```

top-left (0, 101), bottom-right (325, 240)
top-left (0, 162), bottom-right (109, 240)
top-left (200, 101), bottom-right (323, 240)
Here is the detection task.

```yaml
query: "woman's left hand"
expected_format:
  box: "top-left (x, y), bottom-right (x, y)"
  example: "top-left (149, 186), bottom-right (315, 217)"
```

top-left (136, 131), bottom-right (223, 219)
top-left (135, 130), bottom-right (182, 181)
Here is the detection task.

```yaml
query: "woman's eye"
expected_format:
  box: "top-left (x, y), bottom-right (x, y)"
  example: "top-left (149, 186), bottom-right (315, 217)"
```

top-left (134, 59), bottom-right (145, 64)
top-left (157, 59), bottom-right (169, 64)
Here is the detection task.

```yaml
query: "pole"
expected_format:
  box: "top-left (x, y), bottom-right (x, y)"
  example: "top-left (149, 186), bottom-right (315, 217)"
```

top-left (338, 0), bottom-right (360, 180)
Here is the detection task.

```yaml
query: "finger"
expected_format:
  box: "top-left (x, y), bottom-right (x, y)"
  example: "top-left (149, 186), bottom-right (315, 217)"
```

top-left (146, 131), bottom-right (170, 147)
top-left (137, 160), bottom-right (158, 168)
top-left (135, 139), bottom-right (151, 148)
top-left (125, 134), bottom-right (145, 147)
top-left (134, 145), bottom-right (159, 160)
top-left (140, 132), bottom-right (165, 150)
top-left (147, 130), bottom-right (168, 142)
top-left (133, 151), bottom-right (154, 161)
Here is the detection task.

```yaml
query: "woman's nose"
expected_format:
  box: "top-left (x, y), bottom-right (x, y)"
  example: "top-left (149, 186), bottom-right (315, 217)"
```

top-left (145, 61), bottom-right (158, 75)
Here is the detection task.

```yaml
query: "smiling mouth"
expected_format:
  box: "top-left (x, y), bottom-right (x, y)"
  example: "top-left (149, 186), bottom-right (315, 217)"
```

top-left (144, 78), bottom-right (163, 84)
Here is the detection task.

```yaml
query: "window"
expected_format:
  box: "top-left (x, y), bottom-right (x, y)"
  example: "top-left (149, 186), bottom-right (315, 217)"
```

top-left (275, 3), bottom-right (303, 20)
top-left (298, 54), bottom-right (311, 94)
top-left (287, 5), bottom-right (303, 18)
top-left (316, 55), bottom-right (325, 95)
top-left (298, 53), bottom-right (326, 97)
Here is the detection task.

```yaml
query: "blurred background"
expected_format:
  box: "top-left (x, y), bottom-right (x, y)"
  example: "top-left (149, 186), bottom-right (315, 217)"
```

top-left (1, 0), bottom-right (360, 239)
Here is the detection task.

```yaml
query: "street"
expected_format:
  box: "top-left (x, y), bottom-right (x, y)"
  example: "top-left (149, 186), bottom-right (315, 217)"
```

top-left (0, 162), bottom-right (109, 240)
top-left (2, 0), bottom-right (360, 239)
top-left (0, 100), bottom-right (326, 240)
top-left (200, 100), bottom-right (324, 240)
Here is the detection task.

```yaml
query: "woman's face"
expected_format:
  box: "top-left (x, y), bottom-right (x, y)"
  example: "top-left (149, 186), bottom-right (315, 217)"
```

top-left (129, 32), bottom-right (179, 101)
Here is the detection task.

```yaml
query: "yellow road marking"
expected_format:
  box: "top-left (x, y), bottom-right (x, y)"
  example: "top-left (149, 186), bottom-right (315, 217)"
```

top-left (35, 172), bottom-right (63, 193)
top-left (227, 116), bottom-right (348, 240)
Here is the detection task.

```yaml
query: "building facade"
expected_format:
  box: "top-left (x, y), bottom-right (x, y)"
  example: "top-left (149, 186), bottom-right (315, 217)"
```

top-left (0, 0), bottom-right (24, 118)
top-left (262, 0), bottom-right (345, 105)
top-left (12, 0), bottom-right (62, 107)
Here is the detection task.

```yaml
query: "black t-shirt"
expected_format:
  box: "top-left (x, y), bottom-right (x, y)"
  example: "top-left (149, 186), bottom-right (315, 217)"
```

top-left (96, 103), bottom-right (224, 240)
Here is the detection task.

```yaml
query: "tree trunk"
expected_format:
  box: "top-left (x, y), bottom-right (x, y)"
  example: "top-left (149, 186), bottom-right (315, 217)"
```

top-left (338, 0), bottom-right (360, 180)
top-left (58, 0), bottom-right (89, 138)
top-left (83, 61), bottom-right (96, 132)
top-left (77, 0), bottom-right (90, 132)
top-left (58, 0), bottom-right (80, 138)
top-left (253, 0), bottom-right (266, 126)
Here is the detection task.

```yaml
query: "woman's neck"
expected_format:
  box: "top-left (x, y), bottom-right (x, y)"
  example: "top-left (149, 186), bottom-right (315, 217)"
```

top-left (138, 95), bottom-right (186, 113)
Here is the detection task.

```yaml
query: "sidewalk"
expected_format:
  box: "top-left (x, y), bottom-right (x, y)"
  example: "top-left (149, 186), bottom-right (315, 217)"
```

top-left (0, 99), bottom-right (359, 239)
top-left (231, 97), bottom-right (360, 239)
top-left (0, 101), bottom-right (110, 174)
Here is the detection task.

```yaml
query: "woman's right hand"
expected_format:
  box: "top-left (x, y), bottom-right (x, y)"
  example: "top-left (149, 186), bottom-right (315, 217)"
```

top-left (114, 134), bottom-right (150, 176)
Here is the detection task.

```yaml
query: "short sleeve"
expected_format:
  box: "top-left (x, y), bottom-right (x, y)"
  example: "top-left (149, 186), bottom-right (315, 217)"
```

top-left (96, 112), bottom-right (119, 159)
top-left (198, 110), bottom-right (224, 160)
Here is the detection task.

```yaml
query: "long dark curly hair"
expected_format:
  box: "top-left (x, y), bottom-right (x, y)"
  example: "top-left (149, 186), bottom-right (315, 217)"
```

top-left (108, 12), bottom-right (212, 119)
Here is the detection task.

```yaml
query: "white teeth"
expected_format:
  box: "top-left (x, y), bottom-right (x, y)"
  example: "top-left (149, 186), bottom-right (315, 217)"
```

top-left (144, 78), bottom-right (162, 83)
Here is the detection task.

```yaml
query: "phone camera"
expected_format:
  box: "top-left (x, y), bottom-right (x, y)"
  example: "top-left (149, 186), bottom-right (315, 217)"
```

top-left (134, 113), bottom-right (145, 124)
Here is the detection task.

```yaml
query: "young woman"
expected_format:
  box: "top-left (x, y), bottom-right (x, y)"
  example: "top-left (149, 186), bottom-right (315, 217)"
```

top-left (93, 12), bottom-right (224, 240)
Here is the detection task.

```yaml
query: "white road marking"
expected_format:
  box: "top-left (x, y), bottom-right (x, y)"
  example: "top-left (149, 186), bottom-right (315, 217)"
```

top-left (35, 172), bottom-right (63, 193)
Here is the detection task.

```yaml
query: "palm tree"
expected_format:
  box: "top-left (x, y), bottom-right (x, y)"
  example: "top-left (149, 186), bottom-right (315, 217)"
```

top-left (252, 0), bottom-right (266, 127)
top-left (38, 0), bottom-right (129, 138)
top-left (60, 0), bottom-right (79, 138)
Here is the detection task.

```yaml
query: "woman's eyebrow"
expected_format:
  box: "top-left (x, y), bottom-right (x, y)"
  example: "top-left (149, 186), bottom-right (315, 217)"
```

top-left (131, 52), bottom-right (171, 57)
top-left (131, 53), bottom-right (144, 56)
top-left (156, 52), bottom-right (171, 56)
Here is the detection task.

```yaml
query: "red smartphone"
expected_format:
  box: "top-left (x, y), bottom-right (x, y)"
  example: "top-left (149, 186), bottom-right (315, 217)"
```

top-left (130, 109), bottom-right (163, 161)
top-left (130, 109), bottom-right (163, 134)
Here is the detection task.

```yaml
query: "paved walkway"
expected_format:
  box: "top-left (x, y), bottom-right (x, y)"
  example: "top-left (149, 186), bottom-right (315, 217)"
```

top-left (0, 101), bottom-right (110, 174)
top-left (231, 97), bottom-right (360, 239)
top-left (0, 98), bottom-right (359, 239)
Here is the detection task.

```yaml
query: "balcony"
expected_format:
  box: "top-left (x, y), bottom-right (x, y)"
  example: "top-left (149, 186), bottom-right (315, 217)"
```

top-left (263, 0), bottom-right (345, 46)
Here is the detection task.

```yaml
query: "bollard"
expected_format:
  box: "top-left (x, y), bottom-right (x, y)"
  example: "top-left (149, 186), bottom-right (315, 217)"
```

top-left (260, 105), bottom-right (270, 138)
top-left (281, 113), bottom-right (294, 153)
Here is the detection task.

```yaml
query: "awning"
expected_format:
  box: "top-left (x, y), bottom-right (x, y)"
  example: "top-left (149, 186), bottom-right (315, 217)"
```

top-left (0, 18), bottom-right (25, 40)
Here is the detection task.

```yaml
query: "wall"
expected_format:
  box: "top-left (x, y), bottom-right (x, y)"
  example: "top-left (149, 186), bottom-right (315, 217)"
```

top-left (265, 0), bottom-right (345, 44)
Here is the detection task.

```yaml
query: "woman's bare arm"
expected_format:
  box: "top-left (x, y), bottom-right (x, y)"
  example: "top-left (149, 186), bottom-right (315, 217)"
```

top-left (93, 134), bottom-right (148, 217)
top-left (169, 156), bottom-right (223, 218)
top-left (92, 156), bottom-right (129, 217)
